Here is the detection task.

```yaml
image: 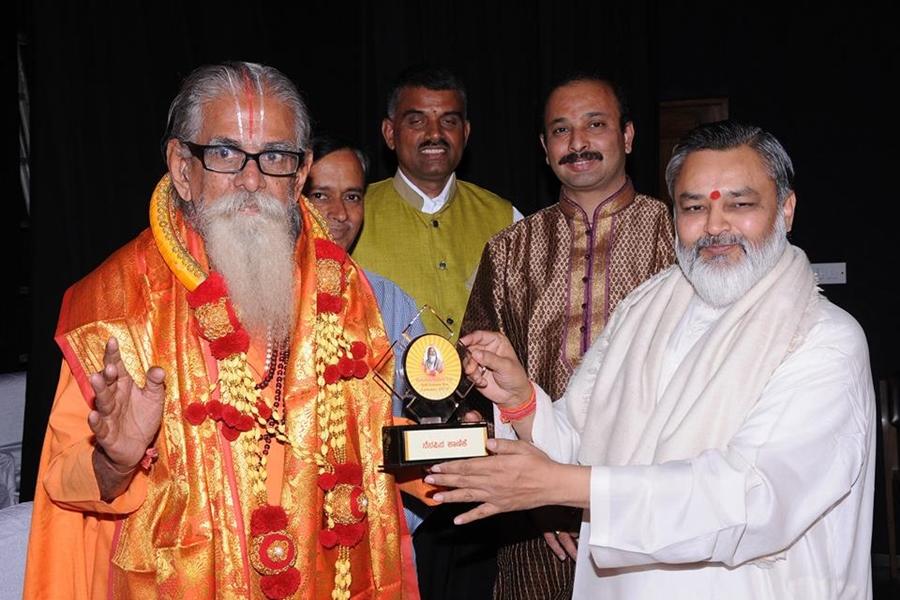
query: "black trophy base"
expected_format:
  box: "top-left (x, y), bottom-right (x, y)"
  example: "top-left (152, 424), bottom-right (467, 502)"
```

top-left (381, 421), bottom-right (489, 469)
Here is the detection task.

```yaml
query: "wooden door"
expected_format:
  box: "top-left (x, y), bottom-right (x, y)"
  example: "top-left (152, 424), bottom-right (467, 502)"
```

top-left (658, 98), bottom-right (729, 203)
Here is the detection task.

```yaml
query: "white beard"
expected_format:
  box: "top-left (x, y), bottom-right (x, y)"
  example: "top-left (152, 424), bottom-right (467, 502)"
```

top-left (194, 191), bottom-right (300, 341)
top-left (676, 210), bottom-right (788, 308)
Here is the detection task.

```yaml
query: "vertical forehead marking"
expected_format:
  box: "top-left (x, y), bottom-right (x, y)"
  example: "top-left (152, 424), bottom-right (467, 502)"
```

top-left (241, 70), bottom-right (257, 139)
top-left (223, 72), bottom-right (244, 141)
top-left (254, 73), bottom-right (265, 137)
top-left (709, 190), bottom-right (721, 200)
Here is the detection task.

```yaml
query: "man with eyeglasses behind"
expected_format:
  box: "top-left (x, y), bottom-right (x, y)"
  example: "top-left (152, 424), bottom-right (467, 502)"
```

top-left (24, 61), bottom-right (419, 600)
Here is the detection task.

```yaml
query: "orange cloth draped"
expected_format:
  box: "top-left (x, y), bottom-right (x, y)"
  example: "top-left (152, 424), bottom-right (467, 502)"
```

top-left (24, 178), bottom-right (418, 599)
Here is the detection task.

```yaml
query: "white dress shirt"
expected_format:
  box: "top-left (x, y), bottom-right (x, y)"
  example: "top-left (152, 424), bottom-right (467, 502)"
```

top-left (503, 296), bottom-right (875, 599)
top-left (396, 169), bottom-right (524, 221)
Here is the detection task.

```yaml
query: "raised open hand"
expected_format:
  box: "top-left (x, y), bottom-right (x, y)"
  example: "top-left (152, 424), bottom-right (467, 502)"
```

top-left (87, 337), bottom-right (165, 471)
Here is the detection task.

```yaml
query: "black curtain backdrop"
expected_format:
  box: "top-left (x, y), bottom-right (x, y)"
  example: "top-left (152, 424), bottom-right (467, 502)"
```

top-left (16, 2), bottom-right (898, 556)
top-left (18, 0), bottom-right (660, 501)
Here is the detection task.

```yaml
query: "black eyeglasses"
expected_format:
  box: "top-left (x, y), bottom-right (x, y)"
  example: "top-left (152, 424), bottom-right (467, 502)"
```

top-left (182, 141), bottom-right (305, 176)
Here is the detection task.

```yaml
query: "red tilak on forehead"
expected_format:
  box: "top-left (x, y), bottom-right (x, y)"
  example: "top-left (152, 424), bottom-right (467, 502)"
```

top-left (709, 190), bottom-right (721, 200)
top-left (242, 71), bottom-right (256, 137)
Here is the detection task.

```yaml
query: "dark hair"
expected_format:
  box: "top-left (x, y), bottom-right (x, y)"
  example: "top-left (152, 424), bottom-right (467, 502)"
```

top-left (386, 65), bottom-right (467, 119)
top-left (665, 121), bottom-right (795, 205)
top-left (542, 73), bottom-right (631, 132)
top-left (303, 135), bottom-right (369, 196)
top-left (164, 61), bottom-right (311, 152)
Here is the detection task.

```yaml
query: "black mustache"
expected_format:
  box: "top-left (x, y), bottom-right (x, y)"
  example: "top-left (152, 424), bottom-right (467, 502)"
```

top-left (559, 151), bottom-right (603, 165)
top-left (419, 139), bottom-right (450, 151)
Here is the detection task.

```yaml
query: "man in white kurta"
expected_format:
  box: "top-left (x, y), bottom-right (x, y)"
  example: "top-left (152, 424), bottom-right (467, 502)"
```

top-left (526, 288), bottom-right (874, 599)
top-left (427, 121), bottom-right (875, 599)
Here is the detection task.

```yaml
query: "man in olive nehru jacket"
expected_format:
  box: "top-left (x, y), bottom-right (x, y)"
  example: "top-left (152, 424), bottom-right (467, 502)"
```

top-left (353, 65), bottom-right (519, 599)
top-left (352, 65), bottom-right (520, 335)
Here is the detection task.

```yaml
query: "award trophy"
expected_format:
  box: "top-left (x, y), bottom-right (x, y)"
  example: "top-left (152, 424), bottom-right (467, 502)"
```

top-left (375, 306), bottom-right (490, 469)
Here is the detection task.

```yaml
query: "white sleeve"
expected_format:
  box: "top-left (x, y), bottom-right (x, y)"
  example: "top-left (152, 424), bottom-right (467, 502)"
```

top-left (587, 324), bottom-right (873, 568)
top-left (493, 384), bottom-right (582, 464)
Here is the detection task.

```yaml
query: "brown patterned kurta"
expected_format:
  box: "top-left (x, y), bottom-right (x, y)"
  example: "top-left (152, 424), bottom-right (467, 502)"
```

top-left (462, 179), bottom-right (675, 599)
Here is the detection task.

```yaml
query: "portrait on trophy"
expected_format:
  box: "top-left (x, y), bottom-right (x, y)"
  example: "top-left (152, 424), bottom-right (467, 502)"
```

top-left (421, 344), bottom-right (443, 375)
top-left (373, 306), bottom-right (489, 469)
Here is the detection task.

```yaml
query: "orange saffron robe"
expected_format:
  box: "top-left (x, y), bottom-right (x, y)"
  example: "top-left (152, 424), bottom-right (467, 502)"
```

top-left (24, 193), bottom-right (418, 599)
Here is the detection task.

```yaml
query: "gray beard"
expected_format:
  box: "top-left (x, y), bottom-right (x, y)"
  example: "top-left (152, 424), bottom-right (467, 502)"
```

top-left (675, 210), bottom-right (788, 308)
top-left (193, 191), bottom-right (300, 341)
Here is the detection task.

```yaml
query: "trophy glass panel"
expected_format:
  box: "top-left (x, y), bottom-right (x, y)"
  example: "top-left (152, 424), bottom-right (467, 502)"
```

top-left (374, 306), bottom-right (486, 469)
top-left (372, 305), bottom-right (475, 422)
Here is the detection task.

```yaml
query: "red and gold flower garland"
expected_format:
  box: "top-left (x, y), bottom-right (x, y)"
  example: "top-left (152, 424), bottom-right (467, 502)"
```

top-left (183, 269), bottom-right (303, 597)
top-left (311, 239), bottom-right (371, 600)
top-left (150, 179), bottom-right (373, 600)
top-left (181, 240), bottom-right (371, 599)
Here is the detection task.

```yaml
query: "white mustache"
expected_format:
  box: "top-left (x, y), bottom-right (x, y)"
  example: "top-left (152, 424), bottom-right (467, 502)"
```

top-left (201, 192), bottom-right (286, 220)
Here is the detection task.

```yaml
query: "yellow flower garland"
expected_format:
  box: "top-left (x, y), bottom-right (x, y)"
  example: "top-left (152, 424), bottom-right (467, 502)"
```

top-left (150, 177), bottom-right (366, 599)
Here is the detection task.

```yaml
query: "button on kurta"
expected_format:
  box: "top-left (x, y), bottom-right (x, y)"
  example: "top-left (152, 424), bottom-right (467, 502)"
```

top-left (438, 261), bottom-right (447, 270)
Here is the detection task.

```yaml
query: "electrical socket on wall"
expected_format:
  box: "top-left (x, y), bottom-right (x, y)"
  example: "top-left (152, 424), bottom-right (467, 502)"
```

top-left (811, 262), bottom-right (847, 285)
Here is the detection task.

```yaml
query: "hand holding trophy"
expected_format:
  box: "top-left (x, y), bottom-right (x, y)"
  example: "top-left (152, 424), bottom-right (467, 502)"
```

top-left (375, 306), bottom-right (489, 469)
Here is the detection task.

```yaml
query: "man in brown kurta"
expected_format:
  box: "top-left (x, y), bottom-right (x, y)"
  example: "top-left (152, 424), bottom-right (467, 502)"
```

top-left (462, 76), bottom-right (675, 599)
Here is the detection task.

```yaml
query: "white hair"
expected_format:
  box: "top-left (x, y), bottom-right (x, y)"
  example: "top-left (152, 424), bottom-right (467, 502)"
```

top-left (675, 209), bottom-right (788, 307)
top-left (194, 192), bottom-right (299, 340)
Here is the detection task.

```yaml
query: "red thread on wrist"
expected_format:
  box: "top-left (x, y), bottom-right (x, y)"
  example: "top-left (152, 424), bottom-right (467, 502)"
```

top-left (498, 383), bottom-right (537, 423)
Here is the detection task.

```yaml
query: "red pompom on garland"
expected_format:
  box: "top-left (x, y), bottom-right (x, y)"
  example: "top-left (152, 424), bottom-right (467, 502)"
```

top-left (236, 414), bottom-right (256, 432)
top-left (337, 356), bottom-right (355, 378)
top-left (221, 404), bottom-right (240, 428)
top-left (260, 564), bottom-right (302, 599)
top-left (184, 402), bottom-right (207, 425)
top-left (221, 422), bottom-right (241, 441)
top-left (317, 292), bottom-right (343, 314)
top-left (319, 529), bottom-right (339, 549)
top-left (185, 271), bottom-right (229, 307)
top-left (208, 326), bottom-right (251, 360)
top-left (350, 341), bottom-right (368, 360)
top-left (318, 472), bottom-right (338, 491)
top-left (334, 462), bottom-right (363, 484)
top-left (205, 399), bottom-right (224, 421)
top-left (335, 522), bottom-right (366, 547)
top-left (353, 360), bottom-right (369, 379)
top-left (323, 365), bottom-right (341, 385)
top-left (251, 504), bottom-right (289, 536)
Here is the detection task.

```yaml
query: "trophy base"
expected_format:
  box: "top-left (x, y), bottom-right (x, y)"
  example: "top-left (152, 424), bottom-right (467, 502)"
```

top-left (381, 421), bottom-right (489, 469)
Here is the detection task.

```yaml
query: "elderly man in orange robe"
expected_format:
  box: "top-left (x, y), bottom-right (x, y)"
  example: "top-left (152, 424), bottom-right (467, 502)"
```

top-left (24, 61), bottom-right (418, 600)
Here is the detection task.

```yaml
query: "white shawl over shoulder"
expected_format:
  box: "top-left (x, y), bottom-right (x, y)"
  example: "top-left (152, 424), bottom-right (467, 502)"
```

top-left (567, 245), bottom-right (819, 466)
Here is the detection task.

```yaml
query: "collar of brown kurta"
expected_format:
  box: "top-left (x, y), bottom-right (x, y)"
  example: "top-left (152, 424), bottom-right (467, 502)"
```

top-left (558, 177), bottom-right (636, 224)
